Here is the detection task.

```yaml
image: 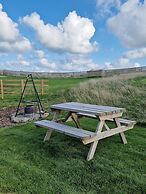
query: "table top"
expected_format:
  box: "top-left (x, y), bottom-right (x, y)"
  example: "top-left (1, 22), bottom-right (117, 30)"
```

top-left (51, 102), bottom-right (125, 116)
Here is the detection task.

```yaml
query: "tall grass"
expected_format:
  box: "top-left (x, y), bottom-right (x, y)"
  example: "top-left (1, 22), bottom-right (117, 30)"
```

top-left (66, 73), bottom-right (146, 123)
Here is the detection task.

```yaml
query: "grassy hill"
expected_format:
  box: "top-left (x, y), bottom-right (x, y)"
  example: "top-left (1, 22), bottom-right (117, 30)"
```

top-left (0, 74), bottom-right (146, 193)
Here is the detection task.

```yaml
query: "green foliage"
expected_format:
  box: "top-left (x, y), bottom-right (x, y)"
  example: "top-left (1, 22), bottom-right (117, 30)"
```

top-left (67, 74), bottom-right (146, 123)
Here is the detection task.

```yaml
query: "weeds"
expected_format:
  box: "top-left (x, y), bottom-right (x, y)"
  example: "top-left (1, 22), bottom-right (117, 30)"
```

top-left (66, 74), bottom-right (146, 123)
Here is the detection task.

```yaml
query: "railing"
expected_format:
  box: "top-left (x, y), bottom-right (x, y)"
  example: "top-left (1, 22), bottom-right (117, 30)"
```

top-left (0, 79), bottom-right (48, 99)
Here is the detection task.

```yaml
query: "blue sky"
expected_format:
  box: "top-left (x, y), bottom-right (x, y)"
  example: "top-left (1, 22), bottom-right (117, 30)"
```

top-left (0, 0), bottom-right (146, 72)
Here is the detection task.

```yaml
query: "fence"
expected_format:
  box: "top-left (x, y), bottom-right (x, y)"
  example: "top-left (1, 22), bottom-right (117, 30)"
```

top-left (0, 79), bottom-right (48, 99)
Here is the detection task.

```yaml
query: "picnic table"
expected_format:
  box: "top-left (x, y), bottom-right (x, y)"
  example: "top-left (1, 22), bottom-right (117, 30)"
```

top-left (35, 102), bottom-right (136, 161)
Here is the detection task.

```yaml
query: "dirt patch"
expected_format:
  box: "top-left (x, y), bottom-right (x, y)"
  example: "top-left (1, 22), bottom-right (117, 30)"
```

top-left (0, 107), bottom-right (20, 128)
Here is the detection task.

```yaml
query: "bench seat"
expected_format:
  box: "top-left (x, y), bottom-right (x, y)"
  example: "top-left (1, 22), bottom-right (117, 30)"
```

top-left (35, 120), bottom-right (95, 139)
top-left (77, 112), bottom-right (136, 127)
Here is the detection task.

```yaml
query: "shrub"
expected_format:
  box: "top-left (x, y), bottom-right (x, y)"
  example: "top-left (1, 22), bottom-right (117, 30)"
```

top-left (66, 74), bottom-right (146, 123)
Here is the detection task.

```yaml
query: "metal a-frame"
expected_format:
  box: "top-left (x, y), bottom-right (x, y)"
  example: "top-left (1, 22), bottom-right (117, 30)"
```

top-left (15, 74), bottom-right (44, 117)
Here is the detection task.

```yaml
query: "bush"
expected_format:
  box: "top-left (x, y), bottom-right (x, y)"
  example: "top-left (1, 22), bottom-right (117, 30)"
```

top-left (65, 74), bottom-right (146, 123)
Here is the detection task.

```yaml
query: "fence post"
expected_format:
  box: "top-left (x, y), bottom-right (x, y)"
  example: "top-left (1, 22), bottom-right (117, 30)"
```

top-left (41, 80), bottom-right (44, 96)
top-left (21, 80), bottom-right (24, 92)
top-left (0, 79), bottom-right (4, 99)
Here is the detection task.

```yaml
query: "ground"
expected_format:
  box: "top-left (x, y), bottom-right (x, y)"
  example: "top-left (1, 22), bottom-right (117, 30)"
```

top-left (0, 107), bottom-right (17, 127)
top-left (0, 119), bottom-right (146, 194)
top-left (0, 75), bottom-right (146, 194)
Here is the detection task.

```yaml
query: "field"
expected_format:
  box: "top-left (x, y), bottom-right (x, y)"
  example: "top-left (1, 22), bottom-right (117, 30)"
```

top-left (0, 74), bottom-right (146, 194)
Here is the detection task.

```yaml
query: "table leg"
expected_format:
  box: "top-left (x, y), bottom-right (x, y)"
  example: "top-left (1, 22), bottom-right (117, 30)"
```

top-left (114, 118), bottom-right (127, 144)
top-left (87, 120), bottom-right (105, 161)
top-left (43, 110), bottom-right (60, 142)
top-left (62, 112), bottom-right (72, 122)
top-left (62, 112), bottom-right (81, 128)
top-left (71, 113), bottom-right (81, 128)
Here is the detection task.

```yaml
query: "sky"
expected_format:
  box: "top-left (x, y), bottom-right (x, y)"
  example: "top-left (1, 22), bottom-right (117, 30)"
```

top-left (0, 0), bottom-right (146, 72)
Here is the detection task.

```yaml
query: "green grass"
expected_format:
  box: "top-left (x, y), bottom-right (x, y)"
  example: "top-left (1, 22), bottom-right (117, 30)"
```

top-left (0, 119), bottom-right (146, 194)
top-left (0, 76), bottom-right (90, 108)
top-left (0, 75), bottom-right (146, 193)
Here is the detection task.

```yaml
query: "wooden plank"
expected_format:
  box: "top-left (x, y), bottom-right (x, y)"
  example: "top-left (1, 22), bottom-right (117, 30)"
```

top-left (51, 102), bottom-right (120, 112)
top-left (41, 80), bottom-right (44, 96)
top-left (114, 118), bottom-right (127, 144)
top-left (0, 79), bottom-right (4, 99)
top-left (86, 120), bottom-right (105, 161)
top-left (44, 110), bottom-right (60, 142)
top-left (3, 84), bottom-right (21, 86)
top-left (118, 118), bottom-right (136, 126)
top-left (42, 120), bottom-right (95, 137)
top-left (3, 80), bottom-right (20, 82)
top-left (51, 105), bottom-right (106, 116)
top-left (21, 80), bottom-right (24, 92)
top-left (35, 120), bottom-right (95, 139)
top-left (3, 92), bottom-right (15, 94)
top-left (43, 130), bottom-right (52, 142)
top-left (77, 112), bottom-right (135, 127)
top-left (70, 102), bottom-right (124, 112)
top-left (51, 102), bottom-right (125, 116)
top-left (82, 125), bottom-right (133, 145)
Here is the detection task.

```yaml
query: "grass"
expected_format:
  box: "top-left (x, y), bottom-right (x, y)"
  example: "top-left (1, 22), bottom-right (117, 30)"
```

top-left (67, 73), bottom-right (146, 123)
top-left (0, 119), bottom-right (146, 193)
top-left (0, 74), bottom-right (146, 193)
top-left (0, 76), bottom-right (90, 108)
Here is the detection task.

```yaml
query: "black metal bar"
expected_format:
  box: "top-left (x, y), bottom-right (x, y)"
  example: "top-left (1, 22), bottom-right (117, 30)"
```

top-left (15, 74), bottom-right (45, 118)
top-left (29, 74), bottom-right (44, 116)
top-left (15, 76), bottom-right (29, 117)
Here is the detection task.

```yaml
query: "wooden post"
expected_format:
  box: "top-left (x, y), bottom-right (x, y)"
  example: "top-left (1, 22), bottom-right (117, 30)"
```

top-left (21, 80), bottom-right (24, 92)
top-left (41, 80), bottom-right (44, 96)
top-left (0, 79), bottom-right (4, 99)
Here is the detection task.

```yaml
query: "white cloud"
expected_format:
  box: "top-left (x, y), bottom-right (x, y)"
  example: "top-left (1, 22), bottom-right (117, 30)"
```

top-left (22, 11), bottom-right (97, 54)
top-left (104, 62), bottom-right (114, 69)
top-left (61, 54), bottom-right (99, 71)
top-left (118, 57), bottom-right (129, 66)
top-left (107, 0), bottom-right (146, 48)
top-left (0, 37), bottom-right (31, 52)
top-left (123, 47), bottom-right (146, 59)
top-left (134, 62), bottom-right (141, 67)
top-left (35, 50), bottom-right (45, 58)
top-left (19, 60), bottom-right (29, 66)
top-left (117, 47), bottom-right (146, 67)
top-left (0, 3), bottom-right (32, 53)
top-left (40, 58), bottom-right (57, 70)
top-left (96, 0), bottom-right (121, 17)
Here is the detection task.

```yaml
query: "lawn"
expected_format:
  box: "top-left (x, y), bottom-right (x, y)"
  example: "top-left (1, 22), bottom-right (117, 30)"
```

top-left (0, 76), bottom-right (90, 108)
top-left (0, 119), bottom-right (145, 193)
top-left (0, 75), bottom-right (146, 194)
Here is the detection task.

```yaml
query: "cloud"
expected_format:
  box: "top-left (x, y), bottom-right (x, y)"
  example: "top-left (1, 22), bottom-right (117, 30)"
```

top-left (35, 50), bottom-right (45, 58)
top-left (40, 58), bottom-right (57, 70)
top-left (107, 0), bottom-right (146, 48)
top-left (61, 54), bottom-right (99, 71)
top-left (117, 47), bottom-right (146, 67)
top-left (22, 11), bottom-right (97, 54)
top-left (104, 62), bottom-right (114, 69)
top-left (0, 38), bottom-right (32, 53)
top-left (0, 3), bottom-right (32, 53)
top-left (123, 47), bottom-right (146, 59)
top-left (134, 62), bottom-right (141, 67)
top-left (96, 0), bottom-right (121, 17)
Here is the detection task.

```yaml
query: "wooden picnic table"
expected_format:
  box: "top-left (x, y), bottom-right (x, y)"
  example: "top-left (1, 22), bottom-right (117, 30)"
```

top-left (35, 102), bottom-right (136, 161)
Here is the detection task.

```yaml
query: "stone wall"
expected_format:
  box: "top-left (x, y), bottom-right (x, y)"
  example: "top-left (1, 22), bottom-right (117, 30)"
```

top-left (0, 66), bottom-right (146, 78)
